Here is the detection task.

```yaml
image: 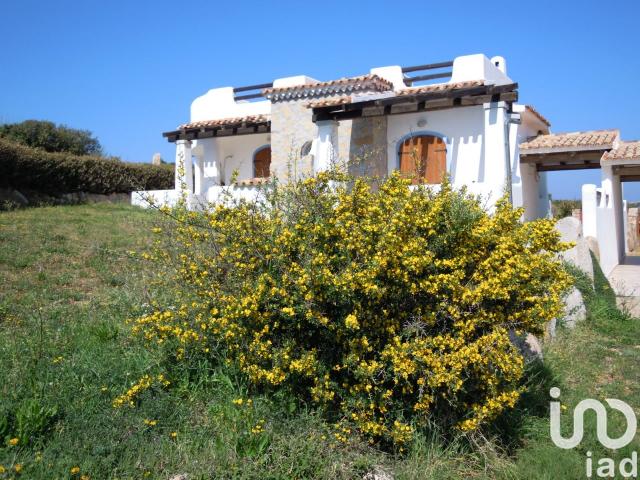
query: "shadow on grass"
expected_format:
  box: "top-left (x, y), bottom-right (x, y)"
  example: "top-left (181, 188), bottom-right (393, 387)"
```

top-left (487, 358), bottom-right (561, 453)
top-left (491, 252), bottom-right (637, 454)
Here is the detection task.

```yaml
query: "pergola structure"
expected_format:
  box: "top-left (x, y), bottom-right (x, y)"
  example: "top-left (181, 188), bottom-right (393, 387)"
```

top-left (519, 130), bottom-right (619, 172)
top-left (520, 130), bottom-right (640, 276)
top-left (603, 141), bottom-right (640, 182)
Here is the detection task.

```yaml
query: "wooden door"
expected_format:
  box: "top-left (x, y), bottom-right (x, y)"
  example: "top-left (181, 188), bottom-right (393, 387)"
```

top-left (398, 135), bottom-right (446, 184)
top-left (254, 147), bottom-right (271, 178)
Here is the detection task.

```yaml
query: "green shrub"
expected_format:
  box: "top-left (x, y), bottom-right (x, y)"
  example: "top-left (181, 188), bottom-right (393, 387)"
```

top-left (125, 171), bottom-right (572, 447)
top-left (14, 400), bottom-right (58, 446)
top-left (0, 400), bottom-right (58, 447)
top-left (0, 138), bottom-right (173, 194)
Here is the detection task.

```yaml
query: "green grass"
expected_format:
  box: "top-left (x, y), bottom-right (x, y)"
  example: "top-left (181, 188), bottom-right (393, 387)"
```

top-left (0, 203), bottom-right (638, 479)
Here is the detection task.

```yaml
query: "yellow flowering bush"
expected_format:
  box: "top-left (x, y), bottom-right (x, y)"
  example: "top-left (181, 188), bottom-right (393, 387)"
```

top-left (130, 170), bottom-right (571, 446)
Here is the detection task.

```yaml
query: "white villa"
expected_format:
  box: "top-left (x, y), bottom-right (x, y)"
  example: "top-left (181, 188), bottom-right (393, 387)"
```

top-left (133, 53), bottom-right (640, 281)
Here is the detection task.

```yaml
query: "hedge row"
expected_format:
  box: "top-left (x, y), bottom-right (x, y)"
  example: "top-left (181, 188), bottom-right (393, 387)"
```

top-left (0, 138), bottom-right (174, 195)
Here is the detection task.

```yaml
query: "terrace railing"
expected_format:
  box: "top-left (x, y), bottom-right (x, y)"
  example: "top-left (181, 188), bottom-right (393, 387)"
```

top-left (401, 61), bottom-right (454, 87)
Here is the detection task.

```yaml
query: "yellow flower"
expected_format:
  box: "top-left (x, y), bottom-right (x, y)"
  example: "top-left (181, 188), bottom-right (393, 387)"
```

top-left (14, 463), bottom-right (23, 473)
top-left (344, 314), bottom-right (359, 330)
top-left (0, 465), bottom-right (5, 474)
top-left (170, 431), bottom-right (177, 439)
top-left (143, 419), bottom-right (157, 426)
top-left (71, 466), bottom-right (80, 474)
top-left (8, 437), bottom-right (19, 446)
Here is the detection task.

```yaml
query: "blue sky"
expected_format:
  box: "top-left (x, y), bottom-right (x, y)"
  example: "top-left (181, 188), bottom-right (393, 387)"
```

top-left (2, 0), bottom-right (639, 200)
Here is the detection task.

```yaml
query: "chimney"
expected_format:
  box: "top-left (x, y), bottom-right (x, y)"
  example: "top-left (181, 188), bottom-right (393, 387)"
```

top-left (491, 56), bottom-right (507, 75)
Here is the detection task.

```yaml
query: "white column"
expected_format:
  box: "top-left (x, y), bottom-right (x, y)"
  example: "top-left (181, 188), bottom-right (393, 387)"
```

top-left (611, 170), bottom-right (625, 264)
top-left (175, 139), bottom-right (193, 194)
top-left (597, 165), bottom-right (624, 275)
top-left (202, 138), bottom-right (221, 186)
top-left (623, 199), bottom-right (629, 254)
top-left (314, 120), bottom-right (339, 173)
top-left (483, 101), bottom-right (509, 209)
top-left (538, 172), bottom-right (551, 218)
top-left (520, 162), bottom-right (540, 221)
top-left (194, 155), bottom-right (204, 196)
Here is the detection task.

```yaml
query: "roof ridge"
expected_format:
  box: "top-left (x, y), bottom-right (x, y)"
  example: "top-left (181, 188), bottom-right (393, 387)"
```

top-left (263, 73), bottom-right (392, 93)
top-left (263, 74), bottom-right (393, 102)
top-left (524, 105), bottom-right (551, 127)
top-left (541, 129), bottom-right (619, 136)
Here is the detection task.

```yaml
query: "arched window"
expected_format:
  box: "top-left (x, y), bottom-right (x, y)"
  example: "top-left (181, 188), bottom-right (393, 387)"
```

top-left (398, 134), bottom-right (446, 184)
top-left (253, 145), bottom-right (271, 178)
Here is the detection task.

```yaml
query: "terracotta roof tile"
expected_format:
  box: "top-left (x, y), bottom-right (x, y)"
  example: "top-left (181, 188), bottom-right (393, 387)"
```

top-left (263, 74), bottom-right (393, 102)
top-left (305, 81), bottom-right (487, 109)
top-left (602, 141), bottom-right (640, 162)
top-left (236, 177), bottom-right (269, 186)
top-left (395, 80), bottom-right (484, 96)
top-left (178, 114), bottom-right (270, 130)
top-left (525, 105), bottom-right (551, 127)
top-left (520, 130), bottom-right (619, 151)
top-left (305, 96), bottom-right (353, 109)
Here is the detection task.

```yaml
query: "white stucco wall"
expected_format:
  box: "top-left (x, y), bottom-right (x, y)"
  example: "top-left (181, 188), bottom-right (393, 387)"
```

top-left (582, 184), bottom-right (599, 238)
top-left (385, 105), bottom-right (514, 204)
top-left (131, 189), bottom-right (179, 208)
top-left (597, 165), bottom-right (625, 276)
top-left (450, 54), bottom-right (513, 86)
top-left (191, 88), bottom-right (270, 122)
top-left (386, 106), bottom-right (484, 185)
top-left (190, 75), bottom-right (321, 123)
top-left (512, 105), bottom-right (551, 219)
top-left (193, 134), bottom-right (270, 190)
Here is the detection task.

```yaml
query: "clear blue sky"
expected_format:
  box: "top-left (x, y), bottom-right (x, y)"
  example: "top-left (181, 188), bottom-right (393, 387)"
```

top-left (2, 0), bottom-right (639, 200)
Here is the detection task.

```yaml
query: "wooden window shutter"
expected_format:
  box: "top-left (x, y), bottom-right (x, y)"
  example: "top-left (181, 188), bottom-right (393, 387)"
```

top-left (254, 147), bottom-right (271, 178)
top-left (398, 135), bottom-right (446, 184)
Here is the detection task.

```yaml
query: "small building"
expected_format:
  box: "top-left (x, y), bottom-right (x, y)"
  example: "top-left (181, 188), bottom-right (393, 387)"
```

top-left (133, 53), bottom-right (640, 278)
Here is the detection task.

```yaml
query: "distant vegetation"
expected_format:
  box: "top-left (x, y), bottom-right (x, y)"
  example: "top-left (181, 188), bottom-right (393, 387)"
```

top-left (551, 199), bottom-right (581, 219)
top-left (0, 120), bottom-right (103, 156)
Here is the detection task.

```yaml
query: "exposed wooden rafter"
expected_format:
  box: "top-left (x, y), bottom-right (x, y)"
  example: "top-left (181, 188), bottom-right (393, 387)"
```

top-left (311, 83), bottom-right (519, 122)
top-left (520, 150), bottom-right (607, 172)
top-left (613, 165), bottom-right (640, 181)
top-left (163, 122), bottom-right (270, 143)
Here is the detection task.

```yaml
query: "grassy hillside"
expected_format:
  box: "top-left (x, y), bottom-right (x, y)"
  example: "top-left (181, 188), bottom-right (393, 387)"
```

top-left (0, 204), bottom-right (637, 479)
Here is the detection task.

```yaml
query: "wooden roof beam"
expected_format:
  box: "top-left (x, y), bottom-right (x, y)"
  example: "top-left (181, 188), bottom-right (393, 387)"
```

top-left (312, 84), bottom-right (518, 122)
top-left (536, 163), bottom-right (602, 172)
top-left (163, 123), bottom-right (271, 142)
